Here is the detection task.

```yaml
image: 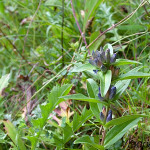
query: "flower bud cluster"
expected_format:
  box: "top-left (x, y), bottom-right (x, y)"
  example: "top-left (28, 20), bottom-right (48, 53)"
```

top-left (89, 47), bottom-right (117, 73)
top-left (100, 106), bottom-right (112, 122)
top-left (98, 86), bottom-right (116, 101)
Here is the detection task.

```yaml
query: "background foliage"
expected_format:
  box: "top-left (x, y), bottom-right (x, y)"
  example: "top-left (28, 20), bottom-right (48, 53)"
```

top-left (0, 0), bottom-right (149, 149)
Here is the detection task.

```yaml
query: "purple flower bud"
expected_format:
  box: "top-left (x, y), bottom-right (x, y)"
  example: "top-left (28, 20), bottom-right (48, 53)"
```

top-left (100, 112), bottom-right (104, 121)
top-left (89, 59), bottom-right (97, 66)
top-left (93, 70), bottom-right (98, 74)
top-left (92, 50), bottom-right (95, 56)
top-left (102, 106), bottom-right (106, 115)
top-left (98, 87), bottom-right (104, 101)
top-left (109, 86), bottom-right (116, 99)
top-left (106, 49), bottom-right (110, 64)
top-left (100, 65), bottom-right (107, 73)
top-left (106, 110), bottom-right (112, 122)
top-left (110, 53), bottom-right (117, 63)
top-left (99, 53), bottom-right (105, 63)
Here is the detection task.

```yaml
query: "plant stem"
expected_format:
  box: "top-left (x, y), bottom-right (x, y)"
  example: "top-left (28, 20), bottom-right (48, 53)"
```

top-left (101, 106), bottom-right (109, 145)
top-left (61, 0), bottom-right (65, 67)
top-left (70, 0), bottom-right (90, 55)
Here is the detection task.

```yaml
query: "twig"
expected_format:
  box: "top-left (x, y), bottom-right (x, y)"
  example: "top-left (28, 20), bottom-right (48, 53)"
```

top-left (23, 0), bottom-right (42, 53)
top-left (86, 0), bottom-right (146, 49)
top-left (70, 0), bottom-right (90, 55)
top-left (61, 0), bottom-right (65, 67)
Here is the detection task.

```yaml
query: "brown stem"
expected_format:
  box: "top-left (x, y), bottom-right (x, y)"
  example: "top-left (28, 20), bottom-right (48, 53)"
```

top-left (101, 106), bottom-right (109, 145)
top-left (70, 0), bottom-right (90, 55)
top-left (86, 1), bottom-right (146, 49)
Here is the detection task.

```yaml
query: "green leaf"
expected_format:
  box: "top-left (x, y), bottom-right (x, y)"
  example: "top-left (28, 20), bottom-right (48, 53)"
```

top-left (45, 0), bottom-right (61, 6)
top-left (63, 124), bottom-right (74, 143)
top-left (0, 74), bottom-right (10, 96)
top-left (83, 0), bottom-right (102, 31)
top-left (30, 84), bottom-right (72, 149)
top-left (73, 107), bottom-right (93, 132)
top-left (105, 115), bottom-right (147, 128)
top-left (114, 59), bottom-right (142, 66)
top-left (89, 31), bottom-right (105, 52)
top-left (114, 79), bottom-right (131, 99)
top-left (99, 70), bottom-right (112, 97)
top-left (87, 79), bottom-right (102, 122)
top-left (118, 72), bottom-right (150, 80)
top-left (0, 0), bottom-right (4, 14)
top-left (104, 118), bottom-right (141, 148)
top-left (74, 135), bottom-right (104, 150)
top-left (60, 94), bottom-right (108, 105)
top-left (3, 120), bottom-right (26, 150)
top-left (103, 43), bottom-right (113, 55)
top-left (71, 63), bottom-right (95, 72)
top-left (87, 79), bottom-right (98, 98)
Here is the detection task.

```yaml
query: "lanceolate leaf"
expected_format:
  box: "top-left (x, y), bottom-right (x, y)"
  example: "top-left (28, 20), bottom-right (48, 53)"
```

top-left (118, 72), bottom-right (150, 80)
top-left (114, 59), bottom-right (141, 66)
top-left (99, 70), bottom-right (112, 97)
top-left (71, 63), bottom-right (96, 72)
top-left (3, 120), bottom-right (26, 150)
top-left (60, 94), bottom-right (108, 105)
top-left (83, 0), bottom-right (102, 31)
top-left (0, 74), bottom-right (10, 95)
top-left (87, 79), bottom-right (102, 122)
top-left (104, 115), bottom-right (147, 128)
top-left (74, 135), bottom-right (104, 149)
top-left (104, 118), bottom-right (141, 148)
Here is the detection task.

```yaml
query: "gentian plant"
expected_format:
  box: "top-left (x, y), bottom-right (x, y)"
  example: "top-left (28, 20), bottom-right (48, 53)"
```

top-left (62, 43), bottom-right (150, 149)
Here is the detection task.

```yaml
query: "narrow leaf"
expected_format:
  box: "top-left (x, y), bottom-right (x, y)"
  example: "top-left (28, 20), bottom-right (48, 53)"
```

top-left (104, 118), bottom-right (141, 148)
top-left (118, 72), bottom-right (150, 80)
top-left (60, 94), bottom-right (108, 105)
top-left (114, 59), bottom-right (141, 66)
top-left (105, 115), bottom-right (147, 128)
top-left (74, 135), bottom-right (104, 149)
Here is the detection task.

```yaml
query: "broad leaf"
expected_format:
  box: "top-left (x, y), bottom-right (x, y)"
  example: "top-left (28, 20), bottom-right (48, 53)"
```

top-left (99, 70), bottom-right (112, 97)
top-left (71, 63), bottom-right (95, 72)
top-left (87, 79), bottom-right (102, 122)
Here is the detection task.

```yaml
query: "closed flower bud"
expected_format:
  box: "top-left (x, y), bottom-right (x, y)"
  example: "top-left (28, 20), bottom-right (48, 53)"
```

top-left (98, 87), bottom-right (104, 101)
top-left (99, 53), bottom-right (106, 63)
top-left (89, 59), bottom-right (97, 66)
top-left (109, 86), bottom-right (116, 99)
top-left (93, 70), bottom-right (98, 74)
top-left (106, 110), bottom-right (112, 122)
top-left (106, 49), bottom-right (110, 64)
top-left (100, 112), bottom-right (104, 121)
top-left (110, 53), bottom-right (117, 63)
top-left (100, 64), bottom-right (107, 73)
top-left (102, 106), bottom-right (106, 116)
